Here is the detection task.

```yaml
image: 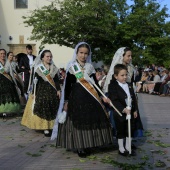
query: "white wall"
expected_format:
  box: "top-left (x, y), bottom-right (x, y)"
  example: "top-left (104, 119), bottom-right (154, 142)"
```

top-left (0, 0), bottom-right (73, 68)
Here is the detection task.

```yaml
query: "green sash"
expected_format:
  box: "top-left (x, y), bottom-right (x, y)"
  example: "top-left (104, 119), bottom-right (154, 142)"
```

top-left (38, 64), bottom-right (57, 91)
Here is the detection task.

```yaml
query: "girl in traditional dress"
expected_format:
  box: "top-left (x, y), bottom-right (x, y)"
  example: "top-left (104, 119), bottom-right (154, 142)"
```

top-left (0, 49), bottom-right (21, 116)
top-left (21, 50), bottom-right (61, 137)
top-left (51, 42), bottom-right (113, 157)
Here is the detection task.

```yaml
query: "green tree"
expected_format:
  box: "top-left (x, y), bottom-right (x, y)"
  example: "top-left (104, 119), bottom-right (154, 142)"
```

top-left (126, 0), bottom-right (170, 66)
top-left (23, 0), bottom-right (170, 65)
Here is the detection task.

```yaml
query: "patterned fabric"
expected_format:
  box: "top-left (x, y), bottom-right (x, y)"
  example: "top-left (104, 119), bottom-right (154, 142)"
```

top-left (0, 73), bottom-right (21, 113)
top-left (69, 62), bottom-right (95, 76)
top-left (33, 72), bottom-right (60, 121)
top-left (21, 94), bottom-right (55, 129)
top-left (21, 69), bottom-right (60, 130)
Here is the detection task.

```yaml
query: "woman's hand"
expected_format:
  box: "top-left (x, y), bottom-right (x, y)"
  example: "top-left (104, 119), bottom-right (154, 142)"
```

top-left (32, 95), bottom-right (36, 99)
top-left (134, 111), bottom-right (138, 118)
top-left (57, 90), bottom-right (61, 99)
top-left (63, 102), bottom-right (68, 112)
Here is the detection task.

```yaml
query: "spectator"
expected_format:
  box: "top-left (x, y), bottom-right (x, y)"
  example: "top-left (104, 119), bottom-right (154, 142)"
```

top-left (143, 71), bottom-right (160, 93)
top-left (95, 68), bottom-right (103, 81)
top-left (151, 69), bottom-right (168, 95)
top-left (159, 69), bottom-right (170, 96)
top-left (136, 71), bottom-right (149, 93)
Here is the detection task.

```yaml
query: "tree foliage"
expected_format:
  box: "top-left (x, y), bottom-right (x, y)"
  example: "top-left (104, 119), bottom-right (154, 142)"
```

top-left (23, 0), bottom-right (170, 65)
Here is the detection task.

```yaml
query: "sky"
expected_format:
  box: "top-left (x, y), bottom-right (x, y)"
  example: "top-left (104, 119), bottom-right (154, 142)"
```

top-left (127, 0), bottom-right (170, 21)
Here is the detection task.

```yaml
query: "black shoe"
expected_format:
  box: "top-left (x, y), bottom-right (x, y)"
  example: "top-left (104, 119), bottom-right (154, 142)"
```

top-left (129, 149), bottom-right (136, 156)
top-left (77, 150), bottom-right (87, 158)
top-left (131, 144), bottom-right (137, 150)
top-left (84, 148), bottom-right (91, 156)
top-left (118, 150), bottom-right (129, 157)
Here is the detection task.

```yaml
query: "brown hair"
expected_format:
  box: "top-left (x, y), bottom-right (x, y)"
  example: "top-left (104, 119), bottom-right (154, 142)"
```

top-left (114, 64), bottom-right (127, 76)
top-left (76, 43), bottom-right (90, 55)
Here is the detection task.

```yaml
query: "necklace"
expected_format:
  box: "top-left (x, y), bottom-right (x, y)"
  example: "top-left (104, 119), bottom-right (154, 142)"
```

top-left (43, 63), bottom-right (50, 71)
top-left (76, 59), bottom-right (85, 73)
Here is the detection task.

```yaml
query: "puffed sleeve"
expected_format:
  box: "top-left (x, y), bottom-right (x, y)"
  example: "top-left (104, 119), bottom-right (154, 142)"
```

top-left (53, 72), bottom-right (61, 91)
top-left (64, 72), bottom-right (76, 101)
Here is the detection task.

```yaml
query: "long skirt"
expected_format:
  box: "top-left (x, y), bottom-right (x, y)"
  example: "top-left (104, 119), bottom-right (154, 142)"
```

top-left (0, 74), bottom-right (21, 114)
top-left (21, 94), bottom-right (55, 130)
top-left (56, 84), bottom-right (113, 149)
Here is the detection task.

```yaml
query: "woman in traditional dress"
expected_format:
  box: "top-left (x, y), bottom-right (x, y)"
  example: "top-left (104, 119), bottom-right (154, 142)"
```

top-left (51, 42), bottom-right (113, 157)
top-left (0, 49), bottom-right (21, 116)
top-left (21, 50), bottom-right (61, 136)
top-left (7, 52), bottom-right (25, 100)
top-left (103, 47), bottom-right (143, 146)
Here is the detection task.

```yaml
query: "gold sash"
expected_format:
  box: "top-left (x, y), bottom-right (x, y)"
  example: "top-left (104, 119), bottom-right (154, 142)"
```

top-left (0, 71), bottom-right (12, 81)
top-left (0, 63), bottom-right (12, 81)
top-left (46, 74), bottom-right (57, 91)
top-left (78, 77), bottom-right (109, 118)
top-left (71, 62), bottom-right (109, 118)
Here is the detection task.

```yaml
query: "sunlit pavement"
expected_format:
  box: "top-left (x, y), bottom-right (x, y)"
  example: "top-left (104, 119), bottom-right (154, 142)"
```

top-left (0, 94), bottom-right (170, 170)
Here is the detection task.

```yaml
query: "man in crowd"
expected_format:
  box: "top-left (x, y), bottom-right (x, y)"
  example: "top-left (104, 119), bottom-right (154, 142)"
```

top-left (18, 45), bottom-right (36, 99)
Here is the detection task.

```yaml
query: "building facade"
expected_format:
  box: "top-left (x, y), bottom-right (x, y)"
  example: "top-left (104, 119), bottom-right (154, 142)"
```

top-left (0, 0), bottom-right (73, 68)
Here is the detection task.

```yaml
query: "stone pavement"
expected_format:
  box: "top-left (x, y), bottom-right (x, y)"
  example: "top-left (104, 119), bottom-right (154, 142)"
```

top-left (0, 93), bottom-right (170, 170)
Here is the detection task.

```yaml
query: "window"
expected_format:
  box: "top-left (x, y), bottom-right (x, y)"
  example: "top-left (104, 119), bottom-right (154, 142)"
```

top-left (14, 0), bottom-right (28, 9)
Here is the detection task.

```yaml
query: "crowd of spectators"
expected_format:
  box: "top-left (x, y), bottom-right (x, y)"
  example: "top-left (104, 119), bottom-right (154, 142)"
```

top-left (134, 64), bottom-right (170, 97)
top-left (58, 64), bottom-right (170, 97)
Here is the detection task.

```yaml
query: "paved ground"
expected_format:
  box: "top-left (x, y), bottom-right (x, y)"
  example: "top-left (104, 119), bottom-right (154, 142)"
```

top-left (0, 93), bottom-right (170, 170)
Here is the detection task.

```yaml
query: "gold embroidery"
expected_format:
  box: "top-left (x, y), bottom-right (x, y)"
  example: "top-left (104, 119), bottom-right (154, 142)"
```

top-left (79, 78), bottom-right (109, 118)
top-left (1, 72), bottom-right (12, 81)
top-left (46, 74), bottom-right (57, 90)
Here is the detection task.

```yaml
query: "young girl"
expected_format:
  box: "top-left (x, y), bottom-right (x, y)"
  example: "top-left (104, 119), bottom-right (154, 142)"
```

top-left (108, 64), bottom-right (138, 156)
top-left (21, 50), bottom-right (61, 136)
top-left (52, 42), bottom-right (113, 157)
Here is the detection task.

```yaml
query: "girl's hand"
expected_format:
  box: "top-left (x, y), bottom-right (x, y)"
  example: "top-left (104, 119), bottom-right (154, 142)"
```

top-left (57, 91), bottom-right (61, 99)
top-left (63, 102), bottom-right (68, 112)
top-left (102, 97), bottom-right (111, 104)
top-left (134, 111), bottom-right (138, 118)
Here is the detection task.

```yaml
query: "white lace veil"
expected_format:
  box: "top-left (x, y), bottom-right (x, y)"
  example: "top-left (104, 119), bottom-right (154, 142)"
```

top-left (66, 42), bottom-right (92, 72)
top-left (51, 42), bottom-right (92, 140)
top-left (103, 47), bottom-right (126, 93)
top-left (4, 53), bottom-right (17, 85)
top-left (27, 50), bottom-right (44, 93)
top-left (27, 49), bottom-right (57, 93)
